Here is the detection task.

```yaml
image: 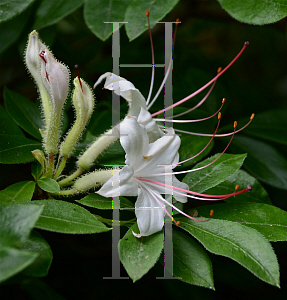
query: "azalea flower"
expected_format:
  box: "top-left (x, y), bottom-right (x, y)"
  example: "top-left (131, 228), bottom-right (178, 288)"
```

top-left (97, 116), bottom-right (188, 237)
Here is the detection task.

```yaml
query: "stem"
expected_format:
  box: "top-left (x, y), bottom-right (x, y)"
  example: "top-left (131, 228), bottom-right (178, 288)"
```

top-left (58, 167), bottom-right (84, 186)
top-left (53, 156), bottom-right (68, 180)
top-left (52, 188), bottom-right (77, 196)
top-left (46, 154), bottom-right (54, 178)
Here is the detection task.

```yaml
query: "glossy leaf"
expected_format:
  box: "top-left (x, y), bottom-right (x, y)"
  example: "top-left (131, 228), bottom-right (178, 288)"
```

top-left (229, 136), bottom-right (287, 190)
top-left (0, 104), bottom-right (23, 136)
top-left (0, 204), bottom-right (43, 248)
top-left (0, 0), bottom-right (35, 22)
top-left (239, 109), bottom-right (287, 145)
top-left (125, 0), bottom-right (180, 41)
top-left (31, 163), bottom-right (43, 182)
top-left (77, 193), bottom-right (134, 210)
top-left (0, 134), bottom-right (41, 164)
top-left (4, 87), bottom-right (43, 140)
top-left (0, 247), bottom-right (37, 283)
top-left (195, 203), bottom-right (287, 242)
top-left (178, 135), bottom-right (214, 168)
top-left (33, 200), bottom-right (111, 234)
top-left (178, 217), bottom-right (280, 287)
top-left (118, 223), bottom-right (164, 282)
top-left (0, 181), bottom-right (35, 204)
top-left (217, 0), bottom-right (287, 25)
top-left (33, 0), bottom-right (84, 30)
top-left (37, 178), bottom-right (60, 193)
top-left (183, 153), bottom-right (246, 193)
top-left (84, 0), bottom-right (133, 41)
top-left (204, 170), bottom-right (272, 205)
top-left (20, 230), bottom-right (53, 277)
top-left (170, 230), bottom-right (214, 289)
top-left (0, 7), bottom-right (31, 54)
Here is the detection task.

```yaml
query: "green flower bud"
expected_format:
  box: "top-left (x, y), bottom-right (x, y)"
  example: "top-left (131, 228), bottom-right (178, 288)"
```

top-left (60, 77), bottom-right (95, 157)
top-left (31, 149), bottom-right (47, 171)
top-left (74, 169), bottom-right (114, 192)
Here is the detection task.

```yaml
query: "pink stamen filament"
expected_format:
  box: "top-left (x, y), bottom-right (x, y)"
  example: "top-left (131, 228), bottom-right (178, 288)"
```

top-left (136, 177), bottom-right (252, 199)
top-left (39, 51), bottom-right (49, 82)
top-left (155, 100), bottom-right (224, 123)
top-left (166, 117), bottom-right (253, 137)
top-left (146, 10), bottom-right (155, 106)
top-left (152, 42), bottom-right (249, 117)
top-left (75, 64), bottom-right (83, 92)
top-left (175, 116), bottom-right (221, 166)
top-left (170, 80), bottom-right (217, 119)
top-left (141, 181), bottom-right (211, 223)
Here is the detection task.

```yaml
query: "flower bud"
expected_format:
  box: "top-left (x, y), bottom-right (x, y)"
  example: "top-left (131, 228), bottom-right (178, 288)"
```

top-left (31, 149), bottom-right (47, 170)
top-left (25, 30), bottom-right (50, 124)
top-left (60, 77), bottom-right (95, 157)
top-left (74, 169), bottom-right (114, 192)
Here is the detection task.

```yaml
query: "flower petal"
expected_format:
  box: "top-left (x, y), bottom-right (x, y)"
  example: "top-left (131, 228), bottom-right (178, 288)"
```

top-left (135, 188), bottom-right (165, 237)
top-left (96, 165), bottom-right (138, 197)
top-left (119, 117), bottom-right (149, 171)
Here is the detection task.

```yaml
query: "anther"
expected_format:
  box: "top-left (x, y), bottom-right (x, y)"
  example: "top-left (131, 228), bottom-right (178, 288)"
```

top-left (250, 113), bottom-right (255, 120)
top-left (234, 121), bottom-right (237, 129)
top-left (210, 210), bottom-right (214, 218)
top-left (222, 98), bottom-right (226, 104)
top-left (176, 18), bottom-right (180, 24)
top-left (235, 184), bottom-right (240, 191)
top-left (176, 221), bottom-right (180, 226)
top-left (217, 67), bottom-right (222, 73)
top-left (218, 112), bottom-right (221, 120)
top-left (74, 64), bottom-right (83, 92)
top-left (247, 184), bottom-right (252, 191)
top-left (146, 9), bottom-right (149, 16)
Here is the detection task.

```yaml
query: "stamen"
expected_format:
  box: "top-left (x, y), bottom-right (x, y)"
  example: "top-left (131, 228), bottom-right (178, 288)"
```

top-left (174, 112), bottom-right (221, 166)
top-left (155, 98), bottom-right (225, 123)
top-left (235, 184), bottom-right (240, 191)
top-left (146, 10), bottom-right (155, 106)
top-left (164, 113), bottom-right (255, 137)
top-left (170, 70), bottom-right (223, 119)
top-left (75, 64), bottom-right (83, 92)
top-left (39, 51), bottom-right (49, 82)
top-left (210, 209), bottom-right (214, 217)
top-left (152, 42), bottom-right (249, 117)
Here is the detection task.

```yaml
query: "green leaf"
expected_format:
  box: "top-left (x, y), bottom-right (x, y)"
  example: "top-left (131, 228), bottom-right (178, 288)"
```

top-left (4, 87), bottom-right (43, 140)
top-left (0, 204), bottom-right (43, 248)
top-left (37, 178), bottom-right (60, 193)
top-left (0, 0), bottom-right (36, 22)
top-left (183, 153), bottom-right (247, 193)
top-left (33, 0), bottom-right (84, 30)
top-left (217, 0), bottom-right (287, 25)
top-left (229, 136), bottom-right (287, 190)
top-left (84, 0), bottom-right (133, 41)
top-left (239, 109), bottom-right (287, 145)
top-left (178, 217), bottom-right (280, 287)
top-left (204, 170), bottom-right (272, 205)
top-left (0, 181), bottom-right (35, 204)
top-left (195, 203), bottom-right (287, 242)
top-left (77, 193), bottom-right (134, 210)
top-left (125, 0), bottom-right (180, 41)
top-left (169, 230), bottom-right (214, 289)
top-left (118, 223), bottom-right (164, 282)
top-left (0, 247), bottom-right (37, 283)
top-left (178, 135), bottom-right (214, 168)
top-left (20, 230), bottom-right (53, 277)
top-left (0, 7), bottom-right (31, 54)
top-left (0, 105), bottom-right (24, 136)
top-left (31, 163), bottom-right (43, 182)
top-left (33, 200), bottom-right (111, 234)
top-left (0, 134), bottom-right (42, 164)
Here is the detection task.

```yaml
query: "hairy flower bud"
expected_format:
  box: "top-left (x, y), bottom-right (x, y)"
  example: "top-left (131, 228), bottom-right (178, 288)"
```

top-left (60, 77), bottom-right (95, 157)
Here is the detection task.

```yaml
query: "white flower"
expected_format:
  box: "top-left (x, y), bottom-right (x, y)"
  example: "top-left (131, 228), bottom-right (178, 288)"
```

top-left (97, 116), bottom-right (188, 237)
top-left (94, 72), bottom-right (163, 143)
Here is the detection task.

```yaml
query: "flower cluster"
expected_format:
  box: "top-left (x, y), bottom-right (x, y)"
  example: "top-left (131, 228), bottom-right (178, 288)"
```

top-left (25, 26), bottom-right (253, 238)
